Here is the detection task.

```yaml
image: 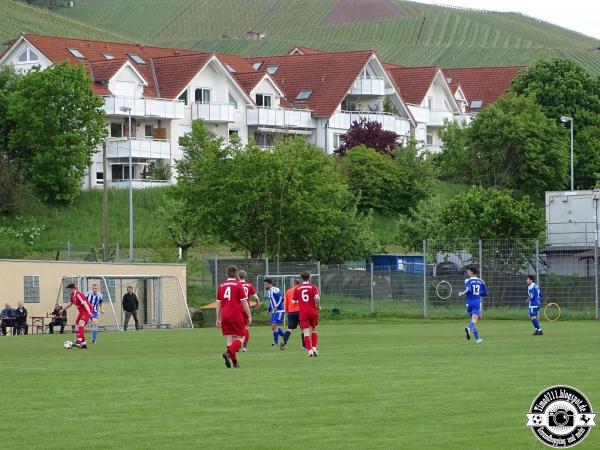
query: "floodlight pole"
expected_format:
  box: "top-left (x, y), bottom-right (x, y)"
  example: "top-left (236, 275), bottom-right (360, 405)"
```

top-left (560, 116), bottom-right (574, 191)
top-left (120, 105), bottom-right (134, 261)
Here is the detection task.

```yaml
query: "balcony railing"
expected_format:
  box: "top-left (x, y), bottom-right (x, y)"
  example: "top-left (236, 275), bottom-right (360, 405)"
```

top-left (408, 105), bottom-right (430, 124)
top-left (428, 110), bottom-right (455, 126)
top-left (329, 111), bottom-right (411, 135)
top-left (349, 77), bottom-right (385, 96)
top-left (107, 179), bottom-right (172, 189)
top-left (106, 138), bottom-right (170, 160)
top-left (191, 102), bottom-right (236, 122)
top-left (247, 107), bottom-right (316, 129)
top-left (103, 96), bottom-right (185, 119)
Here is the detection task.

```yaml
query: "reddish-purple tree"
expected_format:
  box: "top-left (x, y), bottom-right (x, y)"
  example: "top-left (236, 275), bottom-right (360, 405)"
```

top-left (335, 118), bottom-right (400, 157)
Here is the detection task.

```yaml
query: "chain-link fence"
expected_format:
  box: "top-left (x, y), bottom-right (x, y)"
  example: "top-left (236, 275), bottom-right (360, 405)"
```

top-left (189, 240), bottom-right (600, 320)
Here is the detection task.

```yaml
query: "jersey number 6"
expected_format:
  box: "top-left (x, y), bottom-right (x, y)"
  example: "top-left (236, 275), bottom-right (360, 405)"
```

top-left (302, 290), bottom-right (310, 302)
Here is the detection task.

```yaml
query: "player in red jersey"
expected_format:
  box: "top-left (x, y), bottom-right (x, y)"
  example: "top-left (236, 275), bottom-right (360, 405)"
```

top-left (238, 270), bottom-right (260, 352)
top-left (216, 265), bottom-right (251, 368)
top-left (293, 271), bottom-right (321, 357)
top-left (62, 283), bottom-right (93, 349)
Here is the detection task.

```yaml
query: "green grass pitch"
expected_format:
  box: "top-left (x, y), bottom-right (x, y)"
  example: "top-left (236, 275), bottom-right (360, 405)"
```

top-left (3, 320), bottom-right (599, 449)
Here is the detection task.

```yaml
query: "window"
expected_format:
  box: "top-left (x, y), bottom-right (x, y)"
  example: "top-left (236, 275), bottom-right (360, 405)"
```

top-left (96, 172), bottom-right (104, 182)
top-left (17, 48), bottom-right (39, 63)
top-left (252, 61), bottom-right (263, 71)
top-left (103, 53), bottom-right (114, 60)
top-left (145, 125), bottom-right (153, 138)
top-left (427, 97), bottom-right (433, 111)
top-left (361, 68), bottom-right (374, 78)
top-left (470, 100), bottom-right (484, 109)
top-left (110, 123), bottom-right (123, 138)
top-left (129, 54), bottom-right (145, 65)
top-left (67, 47), bottom-right (86, 59)
top-left (178, 90), bottom-right (188, 105)
top-left (341, 99), bottom-right (357, 111)
top-left (256, 94), bottom-right (272, 107)
top-left (266, 66), bottom-right (279, 75)
top-left (446, 77), bottom-right (453, 84)
top-left (111, 165), bottom-right (130, 180)
top-left (333, 133), bottom-right (344, 150)
top-left (444, 99), bottom-right (451, 111)
top-left (296, 89), bottom-right (312, 101)
top-left (24, 276), bottom-right (40, 303)
top-left (229, 129), bottom-right (239, 141)
top-left (195, 88), bottom-right (211, 104)
top-left (426, 133), bottom-right (433, 146)
top-left (225, 64), bottom-right (236, 73)
top-left (228, 92), bottom-right (238, 110)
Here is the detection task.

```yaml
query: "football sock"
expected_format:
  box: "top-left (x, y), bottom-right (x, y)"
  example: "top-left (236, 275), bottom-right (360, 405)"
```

top-left (77, 326), bottom-right (85, 342)
top-left (532, 319), bottom-right (541, 331)
top-left (472, 328), bottom-right (480, 340)
top-left (229, 340), bottom-right (241, 360)
top-left (301, 333), bottom-right (306, 348)
top-left (284, 330), bottom-right (291, 343)
top-left (303, 335), bottom-right (312, 350)
top-left (273, 331), bottom-right (279, 344)
top-left (278, 328), bottom-right (285, 338)
top-left (243, 330), bottom-right (249, 347)
top-left (311, 332), bottom-right (318, 348)
top-left (468, 321), bottom-right (475, 330)
top-left (92, 329), bottom-right (98, 341)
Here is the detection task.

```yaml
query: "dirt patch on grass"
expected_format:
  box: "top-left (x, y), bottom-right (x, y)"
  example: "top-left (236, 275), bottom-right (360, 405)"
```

top-left (323, 0), bottom-right (404, 25)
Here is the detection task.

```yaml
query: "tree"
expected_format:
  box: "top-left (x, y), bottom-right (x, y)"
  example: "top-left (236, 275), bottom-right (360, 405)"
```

top-left (435, 121), bottom-right (470, 183)
top-left (338, 143), bottom-right (435, 215)
top-left (511, 59), bottom-right (600, 131)
top-left (574, 126), bottom-right (600, 189)
top-left (157, 197), bottom-right (201, 259)
top-left (7, 63), bottom-right (105, 203)
top-left (174, 122), bottom-right (377, 262)
top-left (0, 66), bottom-right (22, 214)
top-left (335, 118), bottom-right (399, 157)
top-left (468, 92), bottom-right (569, 197)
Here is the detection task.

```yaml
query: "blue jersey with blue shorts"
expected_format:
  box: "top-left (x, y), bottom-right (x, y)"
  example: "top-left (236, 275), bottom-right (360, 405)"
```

top-left (266, 287), bottom-right (285, 324)
top-left (527, 283), bottom-right (541, 317)
top-left (86, 291), bottom-right (103, 319)
top-left (463, 276), bottom-right (487, 317)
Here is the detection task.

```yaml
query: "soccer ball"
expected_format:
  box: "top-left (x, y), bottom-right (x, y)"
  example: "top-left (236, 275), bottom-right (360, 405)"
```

top-left (63, 340), bottom-right (73, 350)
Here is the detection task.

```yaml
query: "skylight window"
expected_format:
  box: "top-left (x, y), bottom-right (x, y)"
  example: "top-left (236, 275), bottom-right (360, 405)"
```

top-left (67, 48), bottom-right (86, 59)
top-left (129, 54), bottom-right (146, 65)
top-left (266, 65), bottom-right (279, 75)
top-left (296, 89), bottom-right (313, 101)
top-left (103, 53), bottom-right (114, 60)
top-left (470, 100), bottom-right (484, 109)
top-left (446, 77), bottom-right (453, 84)
top-left (253, 61), bottom-right (263, 71)
top-left (225, 64), bottom-right (236, 73)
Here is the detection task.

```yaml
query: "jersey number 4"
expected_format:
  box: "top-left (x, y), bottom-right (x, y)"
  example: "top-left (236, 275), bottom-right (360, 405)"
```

top-left (223, 286), bottom-right (231, 301)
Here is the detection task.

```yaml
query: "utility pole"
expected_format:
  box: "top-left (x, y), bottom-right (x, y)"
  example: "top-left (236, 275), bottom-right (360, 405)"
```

top-left (102, 141), bottom-right (109, 262)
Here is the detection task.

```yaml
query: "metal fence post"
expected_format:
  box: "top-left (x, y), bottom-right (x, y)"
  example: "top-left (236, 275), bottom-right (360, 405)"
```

top-left (67, 241), bottom-right (71, 261)
top-left (316, 261), bottom-right (322, 293)
top-left (423, 239), bottom-right (427, 319)
top-left (214, 255), bottom-right (218, 292)
top-left (535, 239), bottom-right (540, 284)
top-left (265, 257), bottom-right (269, 276)
top-left (370, 262), bottom-right (374, 313)
top-left (116, 242), bottom-right (120, 262)
top-left (595, 244), bottom-right (599, 320)
top-left (478, 239), bottom-right (483, 318)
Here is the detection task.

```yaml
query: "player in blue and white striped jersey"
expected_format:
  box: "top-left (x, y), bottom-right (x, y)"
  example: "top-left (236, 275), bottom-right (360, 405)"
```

top-left (86, 283), bottom-right (104, 343)
top-left (264, 278), bottom-right (286, 347)
top-left (526, 275), bottom-right (543, 336)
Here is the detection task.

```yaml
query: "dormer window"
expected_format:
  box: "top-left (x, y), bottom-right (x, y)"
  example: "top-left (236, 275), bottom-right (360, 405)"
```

top-left (266, 66), bottom-right (279, 75)
top-left (103, 53), bottom-right (114, 60)
top-left (17, 48), bottom-right (39, 63)
top-left (296, 89), bottom-right (312, 101)
top-left (225, 64), bottom-right (236, 73)
top-left (253, 61), bottom-right (263, 71)
top-left (470, 100), bottom-right (484, 109)
top-left (129, 54), bottom-right (145, 65)
top-left (67, 48), bottom-right (86, 59)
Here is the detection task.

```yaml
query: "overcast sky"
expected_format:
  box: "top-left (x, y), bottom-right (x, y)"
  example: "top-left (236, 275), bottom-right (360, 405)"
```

top-left (416, 0), bottom-right (600, 40)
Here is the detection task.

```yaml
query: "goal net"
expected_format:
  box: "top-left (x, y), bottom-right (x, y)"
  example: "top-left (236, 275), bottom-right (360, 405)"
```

top-left (56, 275), bottom-right (192, 330)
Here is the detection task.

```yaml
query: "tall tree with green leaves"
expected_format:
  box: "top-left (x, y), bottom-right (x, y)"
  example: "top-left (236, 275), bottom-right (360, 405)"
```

top-left (0, 65), bottom-right (22, 214)
top-left (467, 92), bottom-right (569, 197)
top-left (7, 62), bottom-right (105, 203)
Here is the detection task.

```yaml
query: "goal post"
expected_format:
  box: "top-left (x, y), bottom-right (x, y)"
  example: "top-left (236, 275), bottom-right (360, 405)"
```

top-left (56, 275), bottom-right (192, 330)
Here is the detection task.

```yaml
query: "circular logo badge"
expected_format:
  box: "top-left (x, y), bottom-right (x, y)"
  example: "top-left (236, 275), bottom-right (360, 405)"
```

top-left (526, 385), bottom-right (596, 448)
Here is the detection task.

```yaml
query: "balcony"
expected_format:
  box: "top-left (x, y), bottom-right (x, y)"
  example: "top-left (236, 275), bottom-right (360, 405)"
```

top-left (103, 96), bottom-right (184, 119)
top-left (408, 105), bottom-right (430, 124)
top-left (329, 111), bottom-right (411, 135)
top-left (106, 179), bottom-right (172, 189)
top-left (191, 102), bottom-right (236, 123)
top-left (247, 107), bottom-right (316, 129)
top-left (106, 138), bottom-right (170, 160)
top-left (349, 77), bottom-right (385, 96)
top-left (428, 110), bottom-right (455, 127)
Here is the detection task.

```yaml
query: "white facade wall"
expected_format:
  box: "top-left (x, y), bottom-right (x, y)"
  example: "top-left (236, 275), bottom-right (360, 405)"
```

top-left (2, 40), bottom-right (52, 72)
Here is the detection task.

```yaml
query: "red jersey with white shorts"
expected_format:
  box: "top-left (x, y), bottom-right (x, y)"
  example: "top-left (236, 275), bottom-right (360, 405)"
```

top-left (240, 281), bottom-right (256, 321)
top-left (71, 290), bottom-right (93, 324)
top-left (293, 282), bottom-right (320, 329)
top-left (216, 278), bottom-right (248, 336)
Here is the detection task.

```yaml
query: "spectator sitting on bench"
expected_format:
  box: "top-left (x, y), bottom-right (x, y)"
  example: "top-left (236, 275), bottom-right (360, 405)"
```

top-left (48, 302), bottom-right (67, 334)
top-left (14, 301), bottom-right (28, 335)
top-left (1, 303), bottom-right (16, 336)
